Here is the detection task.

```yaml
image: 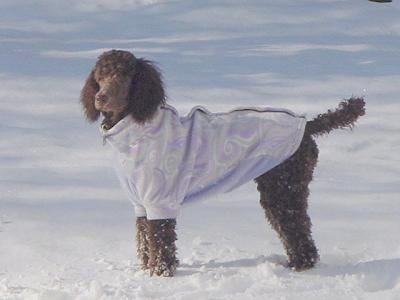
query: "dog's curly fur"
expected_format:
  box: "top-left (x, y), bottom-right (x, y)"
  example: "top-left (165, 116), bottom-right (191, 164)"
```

top-left (81, 49), bottom-right (365, 277)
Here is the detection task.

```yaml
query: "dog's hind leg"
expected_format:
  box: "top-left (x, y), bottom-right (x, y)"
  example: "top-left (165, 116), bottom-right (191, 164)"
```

top-left (147, 218), bottom-right (179, 277)
top-left (136, 216), bottom-right (150, 270)
top-left (255, 135), bottom-right (319, 271)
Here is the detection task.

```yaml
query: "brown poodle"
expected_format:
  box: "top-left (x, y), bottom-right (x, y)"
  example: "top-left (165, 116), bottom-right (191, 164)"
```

top-left (80, 49), bottom-right (365, 277)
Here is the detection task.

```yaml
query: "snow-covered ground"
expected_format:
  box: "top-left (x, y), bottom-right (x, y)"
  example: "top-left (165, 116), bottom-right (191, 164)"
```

top-left (1, 0), bottom-right (400, 299)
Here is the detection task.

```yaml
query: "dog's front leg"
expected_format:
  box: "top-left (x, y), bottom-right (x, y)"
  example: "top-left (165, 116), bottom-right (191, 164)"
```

top-left (147, 218), bottom-right (179, 277)
top-left (136, 217), bottom-right (150, 270)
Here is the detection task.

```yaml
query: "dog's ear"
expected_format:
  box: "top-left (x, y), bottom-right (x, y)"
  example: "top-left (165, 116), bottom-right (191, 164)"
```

top-left (80, 70), bottom-right (100, 122)
top-left (129, 58), bottom-right (166, 123)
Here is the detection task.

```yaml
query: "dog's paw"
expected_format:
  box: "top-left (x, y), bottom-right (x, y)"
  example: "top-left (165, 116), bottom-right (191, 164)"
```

top-left (150, 260), bottom-right (179, 277)
top-left (287, 256), bottom-right (319, 272)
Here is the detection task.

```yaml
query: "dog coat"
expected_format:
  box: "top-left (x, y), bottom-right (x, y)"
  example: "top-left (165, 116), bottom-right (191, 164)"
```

top-left (102, 105), bottom-right (306, 219)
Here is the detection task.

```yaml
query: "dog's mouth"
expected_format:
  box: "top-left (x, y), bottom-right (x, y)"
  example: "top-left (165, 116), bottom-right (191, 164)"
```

top-left (96, 97), bottom-right (129, 113)
top-left (96, 98), bottom-right (130, 130)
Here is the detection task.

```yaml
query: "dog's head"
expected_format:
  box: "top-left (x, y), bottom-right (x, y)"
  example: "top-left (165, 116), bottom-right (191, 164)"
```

top-left (80, 49), bottom-right (166, 129)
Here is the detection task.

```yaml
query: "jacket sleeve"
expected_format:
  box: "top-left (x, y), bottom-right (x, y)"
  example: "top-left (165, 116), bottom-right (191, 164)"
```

top-left (112, 153), bottom-right (147, 217)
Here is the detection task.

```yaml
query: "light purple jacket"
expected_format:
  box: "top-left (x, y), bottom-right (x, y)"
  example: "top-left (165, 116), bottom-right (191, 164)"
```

top-left (102, 105), bottom-right (306, 219)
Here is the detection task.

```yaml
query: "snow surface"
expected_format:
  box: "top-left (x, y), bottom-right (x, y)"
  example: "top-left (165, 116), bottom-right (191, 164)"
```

top-left (1, 0), bottom-right (400, 299)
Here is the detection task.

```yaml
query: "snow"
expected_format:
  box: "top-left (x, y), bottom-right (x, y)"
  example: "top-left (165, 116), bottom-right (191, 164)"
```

top-left (1, 0), bottom-right (400, 299)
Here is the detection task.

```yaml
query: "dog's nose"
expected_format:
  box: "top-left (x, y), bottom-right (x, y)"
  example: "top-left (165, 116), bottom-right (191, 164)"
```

top-left (95, 93), bottom-right (108, 103)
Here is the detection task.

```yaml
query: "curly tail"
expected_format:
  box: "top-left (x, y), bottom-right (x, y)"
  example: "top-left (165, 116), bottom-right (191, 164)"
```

top-left (305, 97), bottom-right (366, 136)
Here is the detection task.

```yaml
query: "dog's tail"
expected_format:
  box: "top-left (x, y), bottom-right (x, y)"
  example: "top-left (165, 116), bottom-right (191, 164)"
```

top-left (305, 97), bottom-right (365, 136)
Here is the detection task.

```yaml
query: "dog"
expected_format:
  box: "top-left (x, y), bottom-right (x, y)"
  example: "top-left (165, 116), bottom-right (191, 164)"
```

top-left (80, 49), bottom-right (365, 277)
